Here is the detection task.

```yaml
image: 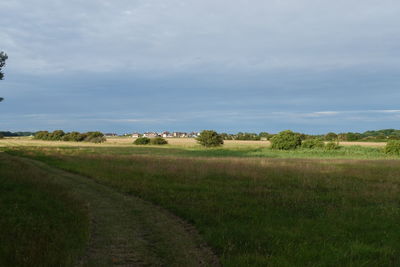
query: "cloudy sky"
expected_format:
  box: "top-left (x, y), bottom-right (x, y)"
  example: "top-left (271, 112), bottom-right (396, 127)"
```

top-left (1, 0), bottom-right (399, 134)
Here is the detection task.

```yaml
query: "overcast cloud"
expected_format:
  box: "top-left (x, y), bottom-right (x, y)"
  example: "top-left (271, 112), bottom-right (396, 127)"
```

top-left (1, 0), bottom-right (399, 133)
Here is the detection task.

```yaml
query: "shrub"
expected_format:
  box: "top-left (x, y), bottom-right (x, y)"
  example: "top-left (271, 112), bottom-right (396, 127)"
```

top-left (270, 130), bottom-right (302, 150)
top-left (301, 139), bottom-right (325, 149)
top-left (49, 130), bottom-right (65, 141)
top-left (150, 137), bottom-right (168, 145)
top-left (0, 133), bottom-right (3, 139)
top-left (34, 131), bottom-right (50, 140)
top-left (62, 132), bottom-right (86, 142)
top-left (384, 140), bottom-right (400, 155)
top-left (134, 137), bottom-right (151, 145)
top-left (325, 142), bottom-right (340, 150)
top-left (196, 130), bottom-right (224, 147)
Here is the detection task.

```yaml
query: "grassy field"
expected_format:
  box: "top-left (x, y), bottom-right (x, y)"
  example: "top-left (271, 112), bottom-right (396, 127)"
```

top-left (0, 153), bottom-right (89, 266)
top-left (4, 141), bottom-right (400, 266)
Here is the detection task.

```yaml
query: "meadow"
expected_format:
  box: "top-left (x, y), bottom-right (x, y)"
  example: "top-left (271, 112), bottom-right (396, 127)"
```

top-left (1, 138), bottom-right (400, 266)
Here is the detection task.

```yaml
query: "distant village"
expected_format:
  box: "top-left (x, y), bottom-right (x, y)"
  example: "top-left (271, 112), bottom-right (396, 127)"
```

top-left (104, 131), bottom-right (201, 138)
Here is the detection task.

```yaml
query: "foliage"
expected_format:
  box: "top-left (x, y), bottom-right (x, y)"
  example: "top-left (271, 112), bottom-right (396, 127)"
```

top-left (271, 130), bottom-right (302, 150)
top-left (49, 130), bottom-right (65, 141)
top-left (196, 130), bottom-right (224, 147)
top-left (35, 130), bottom-right (105, 143)
top-left (0, 133), bottom-right (3, 139)
top-left (384, 140), bottom-right (400, 155)
top-left (325, 141), bottom-right (340, 150)
top-left (150, 137), bottom-right (168, 145)
top-left (134, 137), bottom-right (151, 145)
top-left (84, 131), bottom-right (106, 143)
top-left (235, 132), bottom-right (261, 141)
top-left (301, 139), bottom-right (325, 149)
top-left (34, 131), bottom-right (50, 140)
top-left (324, 132), bottom-right (338, 141)
top-left (62, 132), bottom-right (86, 142)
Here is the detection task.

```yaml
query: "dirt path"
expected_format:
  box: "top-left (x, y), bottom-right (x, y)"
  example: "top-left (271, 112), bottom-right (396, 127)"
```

top-left (13, 155), bottom-right (219, 267)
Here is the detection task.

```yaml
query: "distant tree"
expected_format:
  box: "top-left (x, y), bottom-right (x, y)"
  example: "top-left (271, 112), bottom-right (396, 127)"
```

top-left (196, 130), bottom-right (224, 147)
top-left (324, 132), bottom-right (338, 141)
top-left (49, 130), bottom-right (65, 141)
top-left (270, 130), bottom-right (302, 150)
top-left (0, 51), bottom-right (7, 102)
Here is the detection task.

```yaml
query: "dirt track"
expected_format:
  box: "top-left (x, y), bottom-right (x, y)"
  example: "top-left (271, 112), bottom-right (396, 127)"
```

top-left (11, 155), bottom-right (219, 267)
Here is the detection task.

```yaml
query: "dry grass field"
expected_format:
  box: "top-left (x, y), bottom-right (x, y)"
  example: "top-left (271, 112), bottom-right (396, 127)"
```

top-left (0, 136), bottom-right (386, 148)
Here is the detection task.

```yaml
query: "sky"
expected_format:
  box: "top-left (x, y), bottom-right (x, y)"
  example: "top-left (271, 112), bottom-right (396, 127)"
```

top-left (1, 0), bottom-right (400, 134)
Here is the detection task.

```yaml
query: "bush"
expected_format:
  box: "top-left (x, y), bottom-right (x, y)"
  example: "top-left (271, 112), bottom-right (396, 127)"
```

top-left (301, 139), bottom-right (325, 149)
top-left (325, 142), bottom-right (340, 150)
top-left (49, 130), bottom-right (65, 141)
top-left (384, 140), bottom-right (400, 155)
top-left (270, 130), bottom-right (302, 150)
top-left (196, 130), bottom-right (224, 147)
top-left (134, 137), bottom-right (151, 145)
top-left (0, 133), bottom-right (3, 139)
top-left (34, 131), bottom-right (50, 140)
top-left (62, 132), bottom-right (86, 142)
top-left (150, 137), bottom-right (168, 145)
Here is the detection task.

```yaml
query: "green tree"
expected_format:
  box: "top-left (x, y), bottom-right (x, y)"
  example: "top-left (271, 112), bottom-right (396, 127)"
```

top-left (0, 51), bottom-right (7, 102)
top-left (196, 130), bottom-right (224, 147)
top-left (270, 130), bottom-right (302, 150)
top-left (324, 132), bottom-right (338, 141)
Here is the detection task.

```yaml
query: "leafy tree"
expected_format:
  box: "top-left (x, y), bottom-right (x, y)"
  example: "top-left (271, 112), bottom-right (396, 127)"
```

top-left (270, 130), bottom-right (302, 150)
top-left (0, 51), bottom-right (7, 102)
top-left (49, 130), bottom-right (65, 141)
top-left (324, 132), bottom-right (338, 141)
top-left (196, 130), bottom-right (224, 147)
top-left (34, 131), bottom-right (50, 140)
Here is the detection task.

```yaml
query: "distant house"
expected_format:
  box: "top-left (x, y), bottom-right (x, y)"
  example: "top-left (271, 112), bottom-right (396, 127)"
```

top-left (188, 132), bottom-right (200, 138)
top-left (131, 133), bottom-right (141, 138)
top-left (173, 132), bottom-right (188, 138)
top-left (143, 132), bottom-right (158, 138)
top-left (161, 131), bottom-right (172, 138)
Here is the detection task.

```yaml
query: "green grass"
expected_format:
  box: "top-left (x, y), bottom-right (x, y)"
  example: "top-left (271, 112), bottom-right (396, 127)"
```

top-left (5, 143), bottom-right (395, 160)
top-left (0, 153), bottom-right (89, 266)
top-left (8, 147), bottom-right (400, 266)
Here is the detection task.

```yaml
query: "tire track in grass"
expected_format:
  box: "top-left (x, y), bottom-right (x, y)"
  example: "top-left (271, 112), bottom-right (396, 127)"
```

top-left (12, 155), bottom-right (219, 267)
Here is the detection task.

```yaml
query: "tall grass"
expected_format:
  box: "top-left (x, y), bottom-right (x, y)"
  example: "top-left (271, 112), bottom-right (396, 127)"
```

top-left (0, 153), bottom-right (89, 266)
top-left (10, 147), bottom-right (400, 266)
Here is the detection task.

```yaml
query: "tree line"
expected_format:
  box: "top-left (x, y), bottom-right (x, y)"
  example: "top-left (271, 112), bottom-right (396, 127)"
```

top-left (34, 130), bottom-right (106, 143)
top-left (219, 129), bottom-right (400, 141)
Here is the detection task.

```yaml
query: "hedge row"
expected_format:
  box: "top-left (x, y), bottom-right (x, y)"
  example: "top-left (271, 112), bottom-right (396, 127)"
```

top-left (34, 131), bottom-right (106, 143)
